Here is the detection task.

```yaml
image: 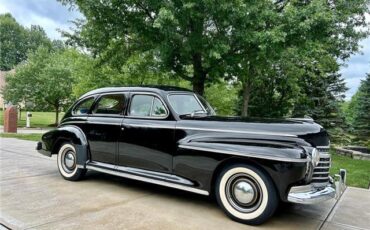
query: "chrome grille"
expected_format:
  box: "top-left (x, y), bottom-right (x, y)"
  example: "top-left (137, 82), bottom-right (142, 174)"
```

top-left (312, 146), bottom-right (330, 184)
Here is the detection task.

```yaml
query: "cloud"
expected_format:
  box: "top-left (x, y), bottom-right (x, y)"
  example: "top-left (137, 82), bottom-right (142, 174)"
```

top-left (0, 0), bottom-right (82, 40)
top-left (340, 38), bottom-right (370, 99)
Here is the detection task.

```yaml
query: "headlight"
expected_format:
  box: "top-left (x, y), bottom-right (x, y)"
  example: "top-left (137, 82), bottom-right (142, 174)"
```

top-left (311, 148), bottom-right (320, 167)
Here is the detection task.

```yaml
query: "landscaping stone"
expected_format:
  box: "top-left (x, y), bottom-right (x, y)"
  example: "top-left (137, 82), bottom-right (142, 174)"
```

top-left (334, 147), bottom-right (370, 161)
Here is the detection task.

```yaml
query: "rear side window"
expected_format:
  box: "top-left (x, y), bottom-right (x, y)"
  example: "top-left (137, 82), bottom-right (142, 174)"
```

top-left (92, 94), bottom-right (125, 115)
top-left (73, 97), bottom-right (95, 115)
top-left (129, 95), bottom-right (167, 118)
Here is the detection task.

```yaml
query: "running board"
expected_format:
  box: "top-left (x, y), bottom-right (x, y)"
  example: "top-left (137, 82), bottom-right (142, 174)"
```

top-left (85, 162), bottom-right (209, 196)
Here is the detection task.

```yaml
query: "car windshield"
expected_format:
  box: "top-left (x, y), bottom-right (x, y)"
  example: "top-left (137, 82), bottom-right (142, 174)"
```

top-left (168, 93), bottom-right (215, 116)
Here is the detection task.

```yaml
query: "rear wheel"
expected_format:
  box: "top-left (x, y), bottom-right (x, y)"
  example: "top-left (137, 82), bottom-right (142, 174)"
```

top-left (215, 164), bottom-right (278, 225)
top-left (57, 143), bottom-right (86, 181)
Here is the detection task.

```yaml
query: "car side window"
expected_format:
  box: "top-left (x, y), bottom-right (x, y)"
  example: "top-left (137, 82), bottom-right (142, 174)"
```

top-left (72, 97), bottom-right (95, 115)
top-left (129, 95), bottom-right (167, 118)
top-left (151, 98), bottom-right (167, 117)
top-left (92, 94), bottom-right (125, 115)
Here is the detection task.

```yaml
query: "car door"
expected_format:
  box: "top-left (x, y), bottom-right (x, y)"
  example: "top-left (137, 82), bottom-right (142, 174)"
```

top-left (118, 93), bottom-right (176, 173)
top-left (86, 93), bottom-right (127, 165)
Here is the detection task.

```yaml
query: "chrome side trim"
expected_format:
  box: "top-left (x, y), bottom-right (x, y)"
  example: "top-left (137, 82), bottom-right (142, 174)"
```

top-left (178, 145), bottom-right (309, 163)
top-left (88, 161), bottom-right (192, 185)
top-left (176, 126), bottom-right (297, 137)
top-left (62, 122), bottom-right (297, 137)
top-left (87, 121), bottom-right (121, 126)
top-left (86, 164), bottom-right (209, 196)
top-left (115, 165), bottom-right (193, 186)
top-left (127, 123), bottom-right (174, 129)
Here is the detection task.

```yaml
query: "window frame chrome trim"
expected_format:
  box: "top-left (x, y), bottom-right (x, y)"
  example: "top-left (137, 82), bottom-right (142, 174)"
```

top-left (71, 96), bottom-right (97, 117)
top-left (126, 92), bottom-right (169, 120)
top-left (90, 92), bottom-right (127, 116)
top-left (167, 92), bottom-right (207, 116)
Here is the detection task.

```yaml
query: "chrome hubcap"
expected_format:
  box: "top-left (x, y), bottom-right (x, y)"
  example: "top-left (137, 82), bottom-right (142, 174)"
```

top-left (226, 173), bottom-right (262, 213)
top-left (64, 151), bottom-right (75, 169)
top-left (233, 181), bottom-right (255, 204)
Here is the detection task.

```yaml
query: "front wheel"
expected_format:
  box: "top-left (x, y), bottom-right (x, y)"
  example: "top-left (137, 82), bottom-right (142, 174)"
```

top-left (57, 143), bottom-right (86, 181)
top-left (215, 164), bottom-right (278, 225)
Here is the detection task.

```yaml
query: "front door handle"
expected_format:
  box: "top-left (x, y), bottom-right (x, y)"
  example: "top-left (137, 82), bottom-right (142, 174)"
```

top-left (121, 123), bottom-right (131, 130)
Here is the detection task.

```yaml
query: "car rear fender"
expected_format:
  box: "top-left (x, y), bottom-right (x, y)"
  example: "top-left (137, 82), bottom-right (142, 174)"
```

top-left (42, 125), bottom-right (89, 168)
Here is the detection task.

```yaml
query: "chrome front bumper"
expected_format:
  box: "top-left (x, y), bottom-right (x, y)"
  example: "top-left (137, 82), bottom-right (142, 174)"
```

top-left (287, 169), bottom-right (347, 204)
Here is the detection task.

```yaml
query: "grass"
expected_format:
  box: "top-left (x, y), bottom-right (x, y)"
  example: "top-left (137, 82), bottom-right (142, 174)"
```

top-left (0, 110), bottom-right (64, 128)
top-left (0, 133), bottom-right (42, 141)
top-left (330, 150), bottom-right (370, 189)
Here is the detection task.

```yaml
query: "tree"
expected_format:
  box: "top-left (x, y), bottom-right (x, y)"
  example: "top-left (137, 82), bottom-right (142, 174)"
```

top-left (205, 81), bottom-right (240, 116)
top-left (0, 13), bottom-right (51, 71)
top-left (0, 13), bottom-right (28, 71)
top-left (351, 73), bottom-right (370, 145)
top-left (70, 51), bottom-right (186, 97)
top-left (60, 0), bottom-right (249, 95)
top-left (2, 47), bottom-right (75, 125)
top-left (60, 0), bottom-right (370, 117)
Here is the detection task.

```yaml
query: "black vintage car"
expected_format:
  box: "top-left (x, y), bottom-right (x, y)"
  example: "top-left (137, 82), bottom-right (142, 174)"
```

top-left (37, 86), bottom-right (346, 225)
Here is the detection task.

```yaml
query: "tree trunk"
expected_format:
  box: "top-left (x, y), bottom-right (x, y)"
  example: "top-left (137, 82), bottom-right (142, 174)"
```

top-left (241, 82), bottom-right (251, 117)
top-left (55, 104), bottom-right (59, 126)
top-left (193, 75), bottom-right (206, 96)
top-left (192, 53), bottom-right (206, 95)
top-left (18, 106), bottom-right (22, 121)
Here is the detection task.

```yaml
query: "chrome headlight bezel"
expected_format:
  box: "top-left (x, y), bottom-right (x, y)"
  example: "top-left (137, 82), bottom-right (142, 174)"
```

top-left (311, 148), bottom-right (320, 167)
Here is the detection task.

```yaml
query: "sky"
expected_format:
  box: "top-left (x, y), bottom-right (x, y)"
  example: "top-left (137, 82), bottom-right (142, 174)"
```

top-left (1, 0), bottom-right (369, 100)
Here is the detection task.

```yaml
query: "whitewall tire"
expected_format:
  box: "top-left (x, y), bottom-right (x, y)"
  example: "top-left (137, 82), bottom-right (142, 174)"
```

top-left (215, 164), bottom-right (278, 225)
top-left (57, 143), bottom-right (86, 181)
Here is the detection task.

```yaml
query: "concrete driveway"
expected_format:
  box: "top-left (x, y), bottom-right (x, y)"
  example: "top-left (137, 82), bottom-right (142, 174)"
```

top-left (0, 138), bottom-right (369, 230)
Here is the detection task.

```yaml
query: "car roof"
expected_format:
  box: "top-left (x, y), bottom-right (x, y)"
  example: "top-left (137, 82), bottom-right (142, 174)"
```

top-left (79, 85), bottom-right (193, 99)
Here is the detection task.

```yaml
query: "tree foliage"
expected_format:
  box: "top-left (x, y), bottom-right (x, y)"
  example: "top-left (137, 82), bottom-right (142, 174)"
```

top-left (60, 0), bottom-right (370, 117)
top-left (0, 13), bottom-right (51, 71)
top-left (349, 73), bottom-right (370, 146)
top-left (2, 46), bottom-right (76, 125)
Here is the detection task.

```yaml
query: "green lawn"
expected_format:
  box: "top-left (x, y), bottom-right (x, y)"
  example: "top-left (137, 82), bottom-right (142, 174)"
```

top-left (330, 150), bottom-right (370, 189)
top-left (0, 133), bottom-right (43, 141)
top-left (0, 110), bottom-right (64, 128)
